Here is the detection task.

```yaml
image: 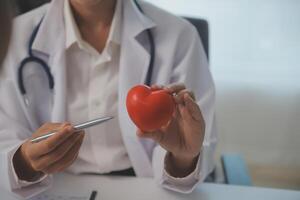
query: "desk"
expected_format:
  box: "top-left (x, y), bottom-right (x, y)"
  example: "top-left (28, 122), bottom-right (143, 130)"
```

top-left (1, 173), bottom-right (300, 200)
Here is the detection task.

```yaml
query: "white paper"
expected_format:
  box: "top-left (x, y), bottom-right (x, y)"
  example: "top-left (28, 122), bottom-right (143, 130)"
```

top-left (30, 194), bottom-right (89, 200)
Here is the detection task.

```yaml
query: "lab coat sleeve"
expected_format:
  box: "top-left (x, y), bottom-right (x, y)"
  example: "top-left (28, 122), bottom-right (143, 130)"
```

top-left (0, 77), bottom-right (52, 199)
top-left (152, 24), bottom-right (217, 193)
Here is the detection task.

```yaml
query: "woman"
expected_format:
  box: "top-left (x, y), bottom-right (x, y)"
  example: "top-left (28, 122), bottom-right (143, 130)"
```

top-left (0, 0), bottom-right (217, 198)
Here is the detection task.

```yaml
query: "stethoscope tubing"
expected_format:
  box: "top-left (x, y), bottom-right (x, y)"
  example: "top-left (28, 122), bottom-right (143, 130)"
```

top-left (18, 0), bottom-right (155, 106)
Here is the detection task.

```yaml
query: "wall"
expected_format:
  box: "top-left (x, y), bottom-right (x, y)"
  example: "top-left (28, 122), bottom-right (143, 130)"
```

top-left (145, 0), bottom-right (300, 189)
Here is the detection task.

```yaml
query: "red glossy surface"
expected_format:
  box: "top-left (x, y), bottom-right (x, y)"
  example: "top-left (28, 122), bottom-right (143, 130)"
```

top-left (126, 85), bottom-right (175, 132)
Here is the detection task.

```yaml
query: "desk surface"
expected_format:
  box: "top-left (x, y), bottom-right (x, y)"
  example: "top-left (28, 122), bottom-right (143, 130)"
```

top-left (2, 173), bottom-right (300, 200)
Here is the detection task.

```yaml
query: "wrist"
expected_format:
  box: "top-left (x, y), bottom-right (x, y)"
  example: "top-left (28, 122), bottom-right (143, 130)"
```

top-left (13, 144), bottom-right (44, 182)
top-left (165, 152), bottom-right (199, 178)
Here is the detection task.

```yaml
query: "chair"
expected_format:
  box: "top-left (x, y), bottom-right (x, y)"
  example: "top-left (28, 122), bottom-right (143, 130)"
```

top-left (184, 17), bottom-right (209, 60)
top-left (221, 153), bottom-right (252, 185)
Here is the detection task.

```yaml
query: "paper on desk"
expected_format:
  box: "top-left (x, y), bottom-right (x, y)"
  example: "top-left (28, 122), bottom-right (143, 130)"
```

top-left (29, 193), bottom-right (89, 200)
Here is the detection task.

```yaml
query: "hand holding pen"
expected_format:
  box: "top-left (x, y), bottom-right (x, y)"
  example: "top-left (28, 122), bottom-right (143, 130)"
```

top-left (12, 117), bottom-right (113, 182)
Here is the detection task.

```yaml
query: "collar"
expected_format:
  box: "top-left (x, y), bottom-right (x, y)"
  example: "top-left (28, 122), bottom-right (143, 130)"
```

top-left (32, 0), bottom-right (156, 55)
top-left (64, 0), bottom-right (122, 49)
top-left (122, 0), bottom-right (156, 37)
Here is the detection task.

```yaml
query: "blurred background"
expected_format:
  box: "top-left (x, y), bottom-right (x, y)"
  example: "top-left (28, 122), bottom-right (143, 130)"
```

top-left (144, 0), bottom-right (300, 190)
top-left (12, 0), bottom-right (300, 191)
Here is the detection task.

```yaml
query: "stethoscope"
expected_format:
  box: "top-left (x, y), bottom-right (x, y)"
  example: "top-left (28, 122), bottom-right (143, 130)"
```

top-left (18, 0), bottom-right (155, 107)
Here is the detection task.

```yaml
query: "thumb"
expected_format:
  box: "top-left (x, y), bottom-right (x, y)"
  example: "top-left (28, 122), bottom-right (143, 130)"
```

top-left (136, 129), bottom-right (163, 143)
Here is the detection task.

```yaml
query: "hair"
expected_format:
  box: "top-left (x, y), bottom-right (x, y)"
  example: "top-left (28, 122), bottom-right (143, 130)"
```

top-left (0, 0), bottom-right (12, 66)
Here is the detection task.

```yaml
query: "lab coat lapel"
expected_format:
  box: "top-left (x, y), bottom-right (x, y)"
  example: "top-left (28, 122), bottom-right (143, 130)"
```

top-left (32, 0), bottom-right (67, 122)
top-left (50, 49), bottom-right (67, 122)
top-left (118, 0), bottom-right (156, 177)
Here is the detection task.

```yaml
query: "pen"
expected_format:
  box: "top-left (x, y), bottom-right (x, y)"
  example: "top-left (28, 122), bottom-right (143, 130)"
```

top-left (31, 116), bottom-right (114, 143)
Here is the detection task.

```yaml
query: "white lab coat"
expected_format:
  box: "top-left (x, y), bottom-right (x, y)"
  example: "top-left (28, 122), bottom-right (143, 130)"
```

top-left (0, 0), bottom-right (217, 198)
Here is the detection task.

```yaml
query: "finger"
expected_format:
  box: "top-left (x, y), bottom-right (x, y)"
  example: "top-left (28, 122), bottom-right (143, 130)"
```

top-left (33, 123), bottom-right (66, 138)
top-left (164, 83), bottom-right (186, 94)
top-left (57, 149), bottom-right (80, 173)
top-left (55, 136), bottom-right (83, 173)
top-left (136, 129), bottom-right (144, 136)
top-left (42, 134), bottom-right (84, 174)
top-left (184, 90), bottom-right (196, 101)
top-left (32, 132), bottom-right (83, 170)
top-left (151, 84), bottom-right (164, 90)
top-left (31, 125), bottom-right (76, 155)
top-left (184, 94), bottom-right (203, 122)
top-left (178, 104), bottom-right (193, 123)
top-left (136, 129), bottom-right (156, 138)
top-left (171, 106), bottom-right (181, 122)
top-left (136, 129), bottom-right (163, 143)
top-left (174, 89), bottom-right (195, 104)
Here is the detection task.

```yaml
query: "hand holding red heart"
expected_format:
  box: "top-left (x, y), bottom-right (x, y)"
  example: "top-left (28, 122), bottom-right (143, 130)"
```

top-left (126, 83), bottom-right (205, 177)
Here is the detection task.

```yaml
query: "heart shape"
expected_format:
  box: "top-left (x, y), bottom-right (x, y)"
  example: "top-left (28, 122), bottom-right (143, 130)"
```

top-left (126, 85), bottom-right (175, 132)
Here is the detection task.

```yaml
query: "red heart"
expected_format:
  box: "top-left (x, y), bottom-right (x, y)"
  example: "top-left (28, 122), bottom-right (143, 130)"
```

top-left (126, 85), bottom-right (175, 132)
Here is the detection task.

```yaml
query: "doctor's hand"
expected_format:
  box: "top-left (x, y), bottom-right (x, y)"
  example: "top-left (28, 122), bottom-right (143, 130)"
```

top-left (137, 83), bottom-right (205, 178)
top-left (13, 123), bottom-right (84, 182)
